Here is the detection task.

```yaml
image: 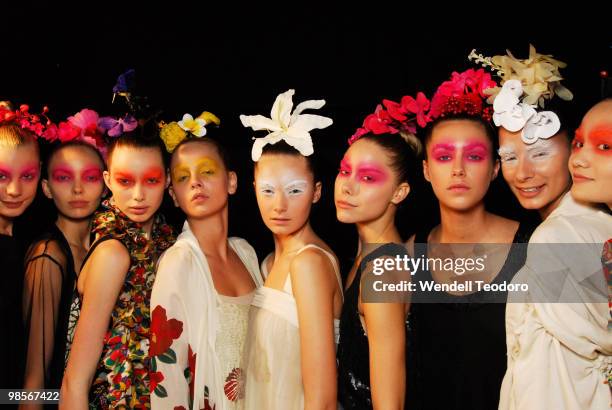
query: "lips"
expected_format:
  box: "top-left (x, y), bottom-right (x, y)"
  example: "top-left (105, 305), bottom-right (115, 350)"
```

top-left (129, 206), bottom-right (149, 215)
top-left (1, 200), bottom-right (24, 209)
top-left (69, 200), bottom-right (90, 208)
top-left (270, 217), bottom-right (291, 224)
top-left (335, 200), bottom-right (357, 209)
top-left (514, 184), bottom-right (545, 198)
top-left (191, 192), bottom-right (209, 202)
top-left (572, 173), bottom-right (594, 183)
top-left (448, 183), bottom-right (470, 191)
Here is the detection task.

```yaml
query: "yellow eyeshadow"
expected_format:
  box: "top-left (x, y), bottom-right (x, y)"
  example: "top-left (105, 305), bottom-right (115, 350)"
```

top-left (196, 158), bottom-right (219, 174)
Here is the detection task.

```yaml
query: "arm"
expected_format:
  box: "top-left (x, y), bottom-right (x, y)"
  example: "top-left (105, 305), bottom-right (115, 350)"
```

top-left (20, 242), bottom-right (66, 410)
top-left (291, 249), bottom-right (339, 410)
top-left (363, 297), bottom-right (407, 410)
top-left (150, 247), bottom-right (191, 409)
top-left (60, 240), bottom-right (130, 410)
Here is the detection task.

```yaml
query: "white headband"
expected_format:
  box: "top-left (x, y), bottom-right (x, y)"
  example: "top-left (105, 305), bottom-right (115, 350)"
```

top-left (240, 89), bottom-right (333, 161)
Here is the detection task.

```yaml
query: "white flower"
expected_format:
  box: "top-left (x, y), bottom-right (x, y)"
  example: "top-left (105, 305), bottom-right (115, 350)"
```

top-left (178, 113), bottom-right (207, 137)
top-left (239, 89), bottom-right (333, 161)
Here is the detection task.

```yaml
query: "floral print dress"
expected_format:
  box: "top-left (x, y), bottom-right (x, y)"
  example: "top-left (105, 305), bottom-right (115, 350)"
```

top-left (65, 200), bottom-right (175, 409)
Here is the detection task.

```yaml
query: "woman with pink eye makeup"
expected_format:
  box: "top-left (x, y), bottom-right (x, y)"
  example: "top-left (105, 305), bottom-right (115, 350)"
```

top-left (400, 69), bottom-right (532, 410)
top-left (0, 106), bottom-right (42, 392)
top-left (240, 90), bottom-right (343, 409)
top-left (21, 141), bottom-right (106, 403)
top-left (335, 127), bottom-right (419, 410)
top-left (61, 127), bottom-right (176, 410)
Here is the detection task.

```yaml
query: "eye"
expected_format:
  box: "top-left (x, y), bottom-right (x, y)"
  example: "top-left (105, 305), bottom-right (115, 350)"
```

top-left (597, 143), bottom-right (610, 151)
top-left (21, 173), bottom-right (36, 181)
top-left (500, 155), bottom-right (517, 163)
top-left (437, 155), bottom-right (452, 162)
top-left (177, 175), bottom-right (188, 182)
top-left (338, 169), bottom-right (350, 176)
top-left (0, 174), bottom-right (7, 181)
top-left (118, 178), bottom-right (132, 186)
top-left (467, 154), bottom-right (483, 161)
top-left (56, 174), bottom-right (71, 182)
top-left (287, 188), bottom-right (304, 195)
top-left (84, 175), bottom-right (100, 182)
top-left (147, 178), bottom-right (161, 185)
top-left (200, 169), bottom-right (215, 176)
top-left (571, 139), bottom-right (584, 150)
top-left (360, 175), bottom-right (374, 182)
top-left (533, 151), bottom-right (548, 158)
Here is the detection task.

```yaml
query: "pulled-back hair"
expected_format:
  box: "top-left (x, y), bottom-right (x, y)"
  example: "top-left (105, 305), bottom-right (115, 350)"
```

top-left (256, 140), bottom-right (320, 182)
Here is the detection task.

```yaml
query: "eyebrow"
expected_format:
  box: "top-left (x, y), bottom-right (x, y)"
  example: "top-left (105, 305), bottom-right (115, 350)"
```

top-left (283, 180), bottom-right (308, 189)
top-left (431, 143), bottom-right (455, 151)
top-left (497, 146), bottom-right (516, 155)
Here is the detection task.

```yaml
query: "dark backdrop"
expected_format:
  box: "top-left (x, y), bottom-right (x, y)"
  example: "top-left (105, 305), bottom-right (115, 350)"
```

top-left (2, 2), bottom-right (610, 272)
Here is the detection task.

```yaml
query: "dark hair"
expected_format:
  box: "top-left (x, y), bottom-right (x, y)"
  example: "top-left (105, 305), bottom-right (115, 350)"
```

top-left (423, 114), bottom-right (498, 158)
top-left (256, 140), bottom-right (320, 182)
top-left (355, 132), bottom-right (421, 185)
top-left (42, 140), bottom-right (106, 180)
top-left (106, 121), bottom-right (167, 169)
top-left (546, 99), bottom-right (576, 142)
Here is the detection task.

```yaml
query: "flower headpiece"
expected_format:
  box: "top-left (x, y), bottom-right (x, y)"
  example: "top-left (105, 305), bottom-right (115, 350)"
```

top-left (239, 89), bottom-right (333, 162)
top-left (0, 102), bottom-right (57, 139)
top-left (349, 69), bottom-right (496, 147)
top-left (349, 92), bottom-right (431, 149)
top-left (469, 45), bottom-right (573, 144)
top-left (159, 111), bottom-right (221, 153)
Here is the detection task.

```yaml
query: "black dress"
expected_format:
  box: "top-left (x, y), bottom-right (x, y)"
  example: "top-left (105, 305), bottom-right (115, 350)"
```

top-left (337, 243), bottom-right (419, 410)
top-left (22, 224), bottom-right (78, 394)
top-left (0, 231), bottom-right (26, 397)
top-left (409, 222), bottom-right (533, 410)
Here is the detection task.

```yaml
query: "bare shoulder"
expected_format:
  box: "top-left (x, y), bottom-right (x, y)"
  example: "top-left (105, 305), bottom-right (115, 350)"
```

top-left (289, 247), bottom-right (338, 290)
top-left (85, 239), bottom-right (130, 273)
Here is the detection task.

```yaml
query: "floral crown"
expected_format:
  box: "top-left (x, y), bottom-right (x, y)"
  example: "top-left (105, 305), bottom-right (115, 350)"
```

top-left (159, 111), bottom-right (221, 153)
top-left (349, 68), bottom-right (497, 147)
top-left (0, 102), bottom-right (57, 139)
top-left (240, 89), bottom-right (333, 162)
top-left (469, 45), bottom-right (573, 144)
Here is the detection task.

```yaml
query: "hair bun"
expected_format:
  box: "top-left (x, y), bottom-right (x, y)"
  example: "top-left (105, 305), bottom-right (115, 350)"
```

top-left (399, 131), bottom-right (423, 157)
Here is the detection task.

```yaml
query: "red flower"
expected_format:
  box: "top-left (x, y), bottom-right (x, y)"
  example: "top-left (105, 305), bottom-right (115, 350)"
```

top-left (150, 371), bottom-right (164, 391)
top-left (363, 105), bottom-right (397, 135)
top-left (403, 92), bottom-right (431, 128)
top-left (150, 305), bottom-right (183, 357)
top-left (58, 121), bottom-right (81, 142)
top-left (188, 344), bottom-right (197, 403)
top-left (174, 407), bottom-right (187, 410)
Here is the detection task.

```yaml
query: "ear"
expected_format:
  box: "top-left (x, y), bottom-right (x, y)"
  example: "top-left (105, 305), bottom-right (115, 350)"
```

top-left (422, 159), bottom-right (431, 182)
top-left (41, 179), bottom-right (53, 199)
top-left (312, 181), bottom-right (322, 204)
top-left (491, 158), bottom-right (500, 181)
top-left (168, 186), bottom-right (180, 207)
top-left (103, 170), bottom-right (112, 191)
top-left (228, 171), bottom-right (238, 195)
top-left (391, 182), bottom-right (410, 205)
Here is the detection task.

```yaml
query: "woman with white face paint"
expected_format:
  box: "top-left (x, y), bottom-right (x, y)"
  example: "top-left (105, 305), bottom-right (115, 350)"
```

top-left (472, 47), bottom-right (612, 410)
top-left (240, 90), bottom-right (344, 409)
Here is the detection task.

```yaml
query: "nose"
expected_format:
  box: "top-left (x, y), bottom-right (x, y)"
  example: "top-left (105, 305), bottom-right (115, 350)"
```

top-left (451, 156), bottom-right (465, 177)
top-left (133, 183), bottom-right (145, 202)
top-left (340, 177), bottom-right (357, 196)
top-left (570, 149), bottom-right (589, 169)
top-left (273, 192), bottom-right (287, 213)
top-left (515, 157), bottom-right (534, 182)
top-left (6, 179), bottom-right (22, 197)
top-left (73, 179), bottom-right (83, 194)
top-left (190, 174), bottom-right (203, 189)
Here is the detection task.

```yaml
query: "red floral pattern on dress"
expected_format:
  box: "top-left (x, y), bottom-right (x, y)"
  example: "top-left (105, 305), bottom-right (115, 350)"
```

top-left (223, 367), bottom-right (244, 402)
top-left (150, 305), bottom-right (184, 357)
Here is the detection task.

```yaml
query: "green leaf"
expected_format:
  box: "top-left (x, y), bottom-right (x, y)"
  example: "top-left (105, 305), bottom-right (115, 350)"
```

top-left (154, 384), bottom-right (168, 398)
top-left (158, 348), bottom-right (177, 364)
top-left (150, 357), bottom-right (157, 372)
top-left (184, 366), bottom-right (190, 380)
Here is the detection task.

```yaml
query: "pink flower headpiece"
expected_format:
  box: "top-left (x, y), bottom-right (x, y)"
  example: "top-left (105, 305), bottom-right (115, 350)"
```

top-left (349, 92), bottom-right (431, 144)
top-left (0, 103), bottom-right (57, 139)
top-left (349, 69), bottom-right (497, 146)
top-left (40, 108), bottom-right (137, 159)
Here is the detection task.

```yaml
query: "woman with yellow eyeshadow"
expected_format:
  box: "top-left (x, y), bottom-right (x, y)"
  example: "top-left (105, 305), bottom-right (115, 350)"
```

top-left (151, 112), bottom-right (262, 410)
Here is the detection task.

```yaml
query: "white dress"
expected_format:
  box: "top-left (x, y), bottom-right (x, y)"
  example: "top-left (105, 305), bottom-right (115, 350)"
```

top-left (151, 221), bottom-right (263, 410)
top-left (499, 193), bottom-right (612, 410)
top-left (242, 244), bottom-right (343, 410)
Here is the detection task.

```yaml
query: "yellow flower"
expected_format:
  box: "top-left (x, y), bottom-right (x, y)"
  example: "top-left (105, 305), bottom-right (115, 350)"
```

top-left (197, 111), bottom-right (221, 126)
top-left (160, 121), bottom-right (187, 153)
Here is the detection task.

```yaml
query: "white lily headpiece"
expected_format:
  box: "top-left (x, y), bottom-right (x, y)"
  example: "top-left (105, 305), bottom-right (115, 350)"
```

top-left (240, 89), bottom-right (333, 161)
top-left (469, 45), bottom-right (572, 144)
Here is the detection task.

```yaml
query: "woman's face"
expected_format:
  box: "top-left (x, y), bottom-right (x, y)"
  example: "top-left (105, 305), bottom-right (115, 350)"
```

top-left (43, 145), bottom-right (105, 220)
top-left (254, 153), bottom-right (320, 236)
top-left (169, 141), bottom-right (236, 219)
top-left (569, 99), bottom-right (612, 208)
top-left (423, 119), bottom-right (498, 212)
top-left (498, 128), bottom-right (571, 216)
top-left (334, 138), bottom-right (408, 224)
top-left (0, 141), bottom-right (40, 220)
top-left (103, 145), bottom-right (167, 224)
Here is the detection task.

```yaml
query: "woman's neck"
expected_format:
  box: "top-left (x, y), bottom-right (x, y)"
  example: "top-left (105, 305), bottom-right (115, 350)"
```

top-left (189, 207), bottom-right (230, 260)
top-left (272, 221), bottom-right (316, 258)
top-left (56, 215), bottom-right (92, 249)
top-left (356, 208), bottom-right (400, 252)
top-left (0, 215), bottom-right (13, 236)
top-left (436, 202), bottom-right (489, 243)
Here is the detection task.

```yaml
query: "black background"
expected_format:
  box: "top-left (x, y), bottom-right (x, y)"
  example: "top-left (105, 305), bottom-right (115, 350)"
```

top-left (2, 2), bottom-right (610, 269)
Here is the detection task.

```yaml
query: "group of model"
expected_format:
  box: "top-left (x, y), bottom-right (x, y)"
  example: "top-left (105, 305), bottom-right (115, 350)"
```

top-left (0, 46), bottom-right (610, 410)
